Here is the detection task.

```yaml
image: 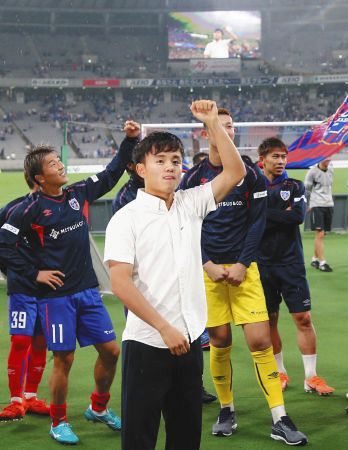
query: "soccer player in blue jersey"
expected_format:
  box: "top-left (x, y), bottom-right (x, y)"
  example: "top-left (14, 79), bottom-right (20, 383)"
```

top-left (180, 109), bottom-right (307, 446)
top-left (257, 137), bottom-right (334, 396)
top-left (0, 174), bottom-right (50, 421)
top-left (0, 139), bottom-right (133, 444)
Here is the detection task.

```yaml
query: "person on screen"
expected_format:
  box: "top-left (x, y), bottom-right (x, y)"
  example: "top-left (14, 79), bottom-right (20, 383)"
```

top-left (204, 27), bottom-right (238, 59)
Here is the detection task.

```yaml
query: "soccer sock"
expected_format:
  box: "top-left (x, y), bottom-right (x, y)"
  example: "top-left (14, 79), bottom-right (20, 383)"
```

top-left (271, 405), bottom-right (287, 424)
top-left (90, 391), bottom-right (110, 413)
top-left (25, 335), bottom-right (47, 394)
top-left (51, 403), bottom-right (67, 427)
top-left (8, 335), bottom-right (32, 399)
top-left (312, 257), bottom-right (319, 262)
top-left (210, 344), bottom-right (234, 408)
top-left (319, 260), bottom-right (326, 266)
top-left (251, 346), bottom-right (284, 410)
top-left (274, 351), bottom-right (287, 374)
top-left (302, 354), bottom-right (317, 379)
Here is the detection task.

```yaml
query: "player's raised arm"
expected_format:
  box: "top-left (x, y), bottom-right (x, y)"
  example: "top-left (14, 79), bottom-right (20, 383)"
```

top-left (190, 100), bottom-right (246, 203)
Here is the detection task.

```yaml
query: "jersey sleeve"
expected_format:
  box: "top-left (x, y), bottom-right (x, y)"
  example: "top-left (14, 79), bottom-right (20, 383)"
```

top-left (178, 164), bottom-right (202, 190)
top-left (74, 136), bottom-right (139, 203)
top-left (179, 182), bottom-right (216, 220)
top-left (0, 200), bottom-right (39, 281)
top-left (237, 170), bottom-right (267, 267)
top-left (266, 181), bottom-right (306, 226)
top-left (104, 209), bottom-right (135, 265)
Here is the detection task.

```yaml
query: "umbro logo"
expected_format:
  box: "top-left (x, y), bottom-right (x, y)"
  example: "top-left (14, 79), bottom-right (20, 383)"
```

top-left (268, 371), bottom-right (279, 379)
top-left (43, 209), bottom-right (53, 217)
top-left (200, 178), bottom-right (209, 184)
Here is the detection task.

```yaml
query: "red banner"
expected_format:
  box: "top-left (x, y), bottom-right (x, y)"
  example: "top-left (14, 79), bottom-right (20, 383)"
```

top-left (83, 79), bottom-right (120, 87)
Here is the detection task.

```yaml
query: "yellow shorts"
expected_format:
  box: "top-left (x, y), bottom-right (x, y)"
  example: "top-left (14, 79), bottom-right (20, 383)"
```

top-left (204, 262), bottom-right (269, 327)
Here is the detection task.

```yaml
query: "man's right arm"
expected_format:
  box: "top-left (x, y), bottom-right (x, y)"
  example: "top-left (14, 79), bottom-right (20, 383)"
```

top-left (109, 261), bottom-right (190, 356)
top-left (0, 202), bottom-right (64, 289)
top-left (190, 100), bottom-right (246, 203)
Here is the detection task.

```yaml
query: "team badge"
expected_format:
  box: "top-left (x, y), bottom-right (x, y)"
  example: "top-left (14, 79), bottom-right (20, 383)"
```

top-left (280, 190), bottom-right (290, 201)
top-left (69, 198), bottom-right (80, 211)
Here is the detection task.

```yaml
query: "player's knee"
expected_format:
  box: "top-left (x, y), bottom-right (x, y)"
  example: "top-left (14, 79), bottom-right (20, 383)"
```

top-left (316, 230), bottom-right (325, 239)
top-left (248, 336), bottom-right (272, 352)
top-left (208, 328), bottom-right (231, 348)
top-left (10, 334), bottom-right (32, 352)
top-left (98, 341), bottom-right (120, 365)
top-left (294, 312), bottom-right (312, 329)
top-left (53, 351), bottom-right (75, 372)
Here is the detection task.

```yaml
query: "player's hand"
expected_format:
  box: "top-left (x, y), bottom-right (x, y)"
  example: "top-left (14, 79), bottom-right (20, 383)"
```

top-left (159, 323), bottom-right (190, 356)
top-left (203, 261), bottom-right (228, 282)
top-left (123, 120), bottom-right (141, 139)
top-left (225, 263), bottom-right (247, 287)
top-left (36, 270), bottom-right (65, 290)
top-left (190, 100), bottom-right (218, 125)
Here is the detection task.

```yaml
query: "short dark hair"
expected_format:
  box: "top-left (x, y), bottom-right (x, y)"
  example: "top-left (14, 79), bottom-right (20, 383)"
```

top-left (241, 155), bottom-right (254, 167)
top-left (24, 144), bottom-right (57, 186)
top-left (214, 28), bottom-right (223, 34)
top-left (204, 107), bottom-right (233, 129)
top-left (193, 152), bottom-right (208, 166)
top-left (24, 170), bottom-right (35, 190)
top-left (257, 137), bottom-right (288, 157)
top-left (133, 132), bottom-right (184, 164)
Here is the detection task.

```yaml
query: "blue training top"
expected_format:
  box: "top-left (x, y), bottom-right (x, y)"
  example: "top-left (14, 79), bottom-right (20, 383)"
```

top-left (179, 157), bottom-right (267, 267)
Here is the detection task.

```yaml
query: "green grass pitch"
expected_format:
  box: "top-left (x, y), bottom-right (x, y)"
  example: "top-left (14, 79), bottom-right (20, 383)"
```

top-left (0, 232), bottom-right (347, 449)
top-left (0, 168), bottom-right (348, 205)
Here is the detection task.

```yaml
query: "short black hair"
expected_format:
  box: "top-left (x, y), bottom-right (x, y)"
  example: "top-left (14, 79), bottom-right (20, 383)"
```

top-left (193, 152), bottom-right (208, 166)
top-left (241, 155), bottom-right (254, 167)
top-left (257, 137), bottom-right (288, 157)
top-left (24, 144), bottom-right (57, 186)
top-left (214, 28), bottom-right (223, 34)
top-left (133, 132), bottom-right (184, 164)
top-left (24, 170), bottom-right (35, 190)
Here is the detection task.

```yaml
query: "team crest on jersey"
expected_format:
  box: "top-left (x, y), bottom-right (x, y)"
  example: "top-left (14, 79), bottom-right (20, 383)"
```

top-left (280, 190), bottom-right (290, 201)
top-left (69, 198), bottom-right (80, 211)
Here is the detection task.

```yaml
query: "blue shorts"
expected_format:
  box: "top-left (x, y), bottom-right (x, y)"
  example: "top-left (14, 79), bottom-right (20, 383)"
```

top-left (38, 287), bottom-right (116, 351)
top-left (258, 263), bottom-right (311, 314)
top-left (8, 294), bottom-right (43, 336)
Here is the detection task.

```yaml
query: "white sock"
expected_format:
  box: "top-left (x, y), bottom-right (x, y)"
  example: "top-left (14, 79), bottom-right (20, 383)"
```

top-left (10, 396), bottom-right (22, 404)
top-left (312, 257), bottom-right (319, 262)
top-left (302, 354), bottom-right (317, 379)
top-left (90, 404), bottom-right (107, 416)
top-left (274, 351), bottom-right (287, 374)
top-left (271, 405), bottom-right (286, 424)
top-left (319, 260), bottom-right (326, 266)
top-left (221, 402), bottom-right (235, 412)
top-left (24, 392), bottom-right (37, 400)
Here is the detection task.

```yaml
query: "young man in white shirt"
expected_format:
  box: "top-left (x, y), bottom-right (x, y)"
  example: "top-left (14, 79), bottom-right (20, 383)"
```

top-left (104, 100), bottom-right (246, 450)
top-left (204, 27), bottom-right (237, 59)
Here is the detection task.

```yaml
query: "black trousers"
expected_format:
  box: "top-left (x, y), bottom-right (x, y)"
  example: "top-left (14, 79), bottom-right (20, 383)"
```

top-left (121, 339), bottom-right (203, 450)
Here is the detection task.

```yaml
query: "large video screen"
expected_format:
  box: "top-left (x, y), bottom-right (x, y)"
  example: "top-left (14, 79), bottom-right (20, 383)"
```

top-left (168, 11), bottom-right (261, 60)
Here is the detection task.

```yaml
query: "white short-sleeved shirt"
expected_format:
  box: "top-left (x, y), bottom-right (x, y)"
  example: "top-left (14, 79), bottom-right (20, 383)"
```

top-left (104, 182), bottom-right (216, 348)
top-left (204, 39), bottom-right (231, 58)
